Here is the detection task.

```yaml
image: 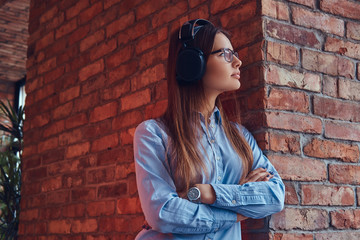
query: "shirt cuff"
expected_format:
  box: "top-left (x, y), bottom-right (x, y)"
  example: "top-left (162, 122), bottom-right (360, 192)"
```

top-left (210, 206), bottom-right (237, 231)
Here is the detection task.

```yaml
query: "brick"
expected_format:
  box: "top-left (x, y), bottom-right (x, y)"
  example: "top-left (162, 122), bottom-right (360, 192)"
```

top-left (270, 208), bottom-right (328, 230)
top-left (347, 21), bottom-right (360, 41)
top-left (325, 37), bottom-right (360, 60)
top-left (31, 113), bottom-right (50, 128)
top-left (43, 120), bottom-right (65, 138)
top-left (266, 41), bottom-right (299, 65)
top-left (62, 203), bottom-right (85, 218)
top-left (315, 232), bottom-right (360, 240)
top-left (121, 89), bottom-right (151, 111)
top-left (66, 0), bottom-right (89, 20)
top-left (90, 101), bottom-right (118, 123)
top-left (302, 49), bottom-right (354, 79)
top-left (108, 61), bottom-right (138, 84)
top-left (268, 132), bottom-right (300, 154)
top-left (338, 78), bottom-right (360, 101)
top-left (267, 88), bottom-right (309, 113)
top-left (97, 147), bottom-right (133, 166)
top-left (41, 176), bottom-right (62, 192)
top-left (112, 110), bottom-right (142, 130)
top-left (48, 158), bottom-right (91, 176)
top-left (71, 187), bottom-right (96, 202)
top-left (59, 86), bottom-right (80, 103)
top-left (59, 129), bottom-right (83, 146)
top-left (220, 1), bottom-right (258, 29)
top-left (101, 79), bottom-right (131, 100)
top-left (115, 162), bottom-right (135, 179)
top-left (320, 0), bottom-right (360, 20)
top-left (210, 0), bottom-right (242, 14)
top-left (72, 219), bottom-right (98, 233)
top-left (117, 19), bottom-right (150, 47)
top-left (55, 18), bottom-right (77, 39)
top-left (262, 0), bottom-right (289, 20)
top-left (265, 19), bottom-right (321, 49)
top-left (83, 120), bottom-right (112, 139)
top-left (80, 29), bottom-right (105, 52)
top-left (266, 111), bottom-right (322, 134)
top-left (106, 45), bottom-right (134, 70)
top-left (325, 120), bottom-right (360, 142)
top-left (38, 57), bottom-right (57, 74)
top-left (151, 1), bottom-right (188, 28)
top-left (292, 6), bottom-right (344, 36)
top-left (231, 18), bottom-right (263, 48)
top-left (323, 75), bottom-right (337, 97)
top-left (136, 0), bottom-right (169, 19)
top-left (38, 137), bottom-right (58, 152)
top-left (98, 183), bottom-right (127, 199)
top-left (65, 113), bottom-right (88, 129)
top-left (131, 64), bottom-right (165, 90)
top-left (86, 200), bottom-right (115, 216)
top-left (283, 181), bottom-right (299, 205)
top-left (106, 11), bottom-right (135, 38)
top-left (136, 27), bottom-right (168, 54)
top-left (40, 5), bottom-right (58, 24)
top-left (265, 65), bottom-right (321, 92)
top-left (268, 154), bottom-right (327, 181)
top-left (301, 185), bottom-right (354, 206)
top-left (66, 142), bottom-right (90, 158)
top-left (20, 209), bottom-right (38, 221)
top-left (304, 138), bottom-right (359, 162)
top-left (89, 38), bottom-right (117, 61)
top-left (81, 74), bottom-right (107, 96)
top-left (331, 209), bottom-right (360, 229)
top-left (144, 99), bottom-right (167, 119)
top-left (35, 31), bottom-right (54, 51)
top-left (329, 164), bottom-right (360, 184)
top-left (52, 101), bottom-right (73, 120)
top-left (116, 197), bottom-right (142, 214)
top-left (79, 2), bottom-right (103, 24)
top-left (91, 133), bottom-right (119, 152)
top-left (79, 59), bottom-right (104, 82)
top-left (273, 233), bottom-right (313, 240)
top-left (288, 0), bottom-right (315, 8)
top-left (48, 220), bottom-right (71, 234)
top-left (87, 167), bottom-right (115, 184)
top-left (313, 96), bottom-right (360, 123)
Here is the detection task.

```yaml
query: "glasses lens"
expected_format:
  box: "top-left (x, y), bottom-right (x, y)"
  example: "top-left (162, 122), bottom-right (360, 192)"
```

top-left (234, 51), bottom-right (239, 59)
top-left (224, 49), bottom-right (232, 62)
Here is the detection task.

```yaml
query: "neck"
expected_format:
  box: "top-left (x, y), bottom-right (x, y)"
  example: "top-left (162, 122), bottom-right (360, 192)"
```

top-left (200, 90), bottom-right (219, 120)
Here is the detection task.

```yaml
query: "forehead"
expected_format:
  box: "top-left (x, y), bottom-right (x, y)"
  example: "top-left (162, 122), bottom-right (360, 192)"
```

top-left (212, 32), bottom-right (233, 51)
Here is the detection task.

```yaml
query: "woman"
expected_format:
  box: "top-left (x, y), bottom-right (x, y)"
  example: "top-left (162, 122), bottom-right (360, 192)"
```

top-left (133, 19), bottom-right (285, 240)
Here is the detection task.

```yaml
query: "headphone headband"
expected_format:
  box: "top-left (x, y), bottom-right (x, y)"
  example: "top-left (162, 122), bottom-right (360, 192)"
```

top-left (178, 19), bottom-right (214, 42)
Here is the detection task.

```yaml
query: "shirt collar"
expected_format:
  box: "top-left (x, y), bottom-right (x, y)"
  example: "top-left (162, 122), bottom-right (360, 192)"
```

top-left (195, 105), bottom-right (222, 125)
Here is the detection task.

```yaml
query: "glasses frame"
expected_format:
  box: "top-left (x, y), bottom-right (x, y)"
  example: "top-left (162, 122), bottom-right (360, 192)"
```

top-left (210, 48), bottom-right (239, 63)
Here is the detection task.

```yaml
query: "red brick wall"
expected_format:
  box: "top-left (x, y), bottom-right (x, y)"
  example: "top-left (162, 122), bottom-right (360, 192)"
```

top-left (19, 0), bottom-right (360, 239)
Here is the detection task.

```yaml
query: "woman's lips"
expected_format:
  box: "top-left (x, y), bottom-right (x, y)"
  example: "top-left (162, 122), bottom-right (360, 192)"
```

top-left (231, 73), bottom-right (240, 79)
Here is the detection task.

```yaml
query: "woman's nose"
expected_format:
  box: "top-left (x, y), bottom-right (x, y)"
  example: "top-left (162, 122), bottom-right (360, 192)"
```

top-left (233, 56), bottom-right (242, 68)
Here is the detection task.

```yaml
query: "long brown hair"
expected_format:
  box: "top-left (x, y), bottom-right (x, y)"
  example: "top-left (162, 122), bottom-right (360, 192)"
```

top-left (159, 22), bottom-right (253, 197)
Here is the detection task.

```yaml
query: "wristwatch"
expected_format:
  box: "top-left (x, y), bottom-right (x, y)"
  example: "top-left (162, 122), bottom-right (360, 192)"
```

top-left (187, 186), bottom-right (201, 203)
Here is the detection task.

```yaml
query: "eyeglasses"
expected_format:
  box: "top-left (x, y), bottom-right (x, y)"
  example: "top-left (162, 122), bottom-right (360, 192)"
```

top-left (210, 48), bottom-right (239, 63)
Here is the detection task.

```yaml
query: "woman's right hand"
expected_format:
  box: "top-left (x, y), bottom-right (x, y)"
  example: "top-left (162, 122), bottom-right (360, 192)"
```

top-left (236, 167), bottom-right (274, 222)
top-left (239, 167), bottom-right (273, 185)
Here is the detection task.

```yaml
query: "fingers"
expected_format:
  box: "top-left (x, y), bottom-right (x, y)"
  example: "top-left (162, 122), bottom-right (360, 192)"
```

top-left (242, 168), bottom-right (274, 184)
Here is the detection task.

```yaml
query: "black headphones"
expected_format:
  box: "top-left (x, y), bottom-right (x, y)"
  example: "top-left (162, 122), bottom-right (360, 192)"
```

top-left (176, 19), bottom-right (214, 85)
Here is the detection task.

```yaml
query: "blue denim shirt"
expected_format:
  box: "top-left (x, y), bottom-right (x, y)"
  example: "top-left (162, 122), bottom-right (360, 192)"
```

top-left (133, 106), bottom-right (285, 240)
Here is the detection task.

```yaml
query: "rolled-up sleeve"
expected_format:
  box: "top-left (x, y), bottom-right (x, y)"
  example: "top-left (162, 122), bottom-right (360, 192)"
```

top-left (134, 120), bottom-right (237, 234)
top-left (209, 126), bottom-right (285, 219)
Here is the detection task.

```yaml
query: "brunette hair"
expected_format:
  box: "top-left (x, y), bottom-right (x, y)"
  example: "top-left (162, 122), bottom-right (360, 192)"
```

top-left (158, 22), bottom-right (253, 197)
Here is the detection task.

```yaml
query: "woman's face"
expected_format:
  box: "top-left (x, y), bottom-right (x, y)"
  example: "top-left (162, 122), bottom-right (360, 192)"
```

top-left (202, 32), bottom-right (242, 95)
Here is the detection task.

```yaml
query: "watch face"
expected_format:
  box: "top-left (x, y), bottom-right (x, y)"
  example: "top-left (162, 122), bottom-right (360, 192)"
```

top-left (188, 187), bottom-right (200, 201)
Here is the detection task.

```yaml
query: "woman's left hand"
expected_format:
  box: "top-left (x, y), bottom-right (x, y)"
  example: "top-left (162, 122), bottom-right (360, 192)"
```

top-left (194, 183), bottom-right (216, 204)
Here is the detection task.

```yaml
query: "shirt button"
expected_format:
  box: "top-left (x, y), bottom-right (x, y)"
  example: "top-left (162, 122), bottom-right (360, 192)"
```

top-left (217, 176), bottom-right (221, 181)
top-left (232, 200), bottom-right (236, 204)
top-left (216, 157), bottom-right (220, 161)
top-left (211, 139), bottom-right (215, 143)
top-left (211, 124), bottom-right (214, 128)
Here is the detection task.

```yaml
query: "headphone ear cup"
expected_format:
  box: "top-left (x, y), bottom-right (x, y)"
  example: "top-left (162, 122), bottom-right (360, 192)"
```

top-left (176, 47), bottom-right (206, 85)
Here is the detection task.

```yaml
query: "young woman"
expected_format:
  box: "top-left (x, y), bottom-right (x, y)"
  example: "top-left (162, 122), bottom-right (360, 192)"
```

top-left (133, 19), bottom-right (285, 240)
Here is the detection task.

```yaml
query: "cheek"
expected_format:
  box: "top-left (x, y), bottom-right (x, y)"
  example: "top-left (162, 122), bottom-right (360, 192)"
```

top-left (203, 62), bottom-right (230, 88)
